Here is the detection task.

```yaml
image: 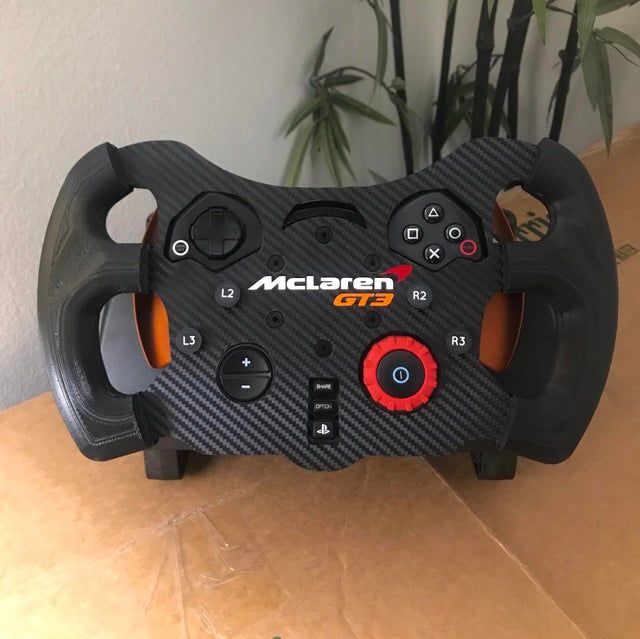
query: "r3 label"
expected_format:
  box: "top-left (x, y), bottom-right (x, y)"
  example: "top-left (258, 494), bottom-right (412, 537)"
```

top-left (446, 329), bottom-right (472, 354)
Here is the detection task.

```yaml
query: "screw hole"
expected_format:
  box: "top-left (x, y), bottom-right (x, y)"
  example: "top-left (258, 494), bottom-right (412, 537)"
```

top-left (364, 254), bottom-right (381, 271)
top-left (266, 311), bottom-right (284, 328)
top-left (364, 311), bottom-right (382, 328)
top-left (316, 225), bottom-right (333, 244)
top-left (314, 339), bottom-right (333, 357)
top-left (268, 254), bottom-right (285, 272)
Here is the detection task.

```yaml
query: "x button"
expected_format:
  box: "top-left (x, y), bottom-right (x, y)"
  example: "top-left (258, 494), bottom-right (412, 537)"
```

top-left (424, 244), bottom-right (444, 264)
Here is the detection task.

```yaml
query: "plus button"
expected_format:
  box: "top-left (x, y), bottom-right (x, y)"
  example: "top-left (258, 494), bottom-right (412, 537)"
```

top-left (241, 357), bottom-right (251, 368)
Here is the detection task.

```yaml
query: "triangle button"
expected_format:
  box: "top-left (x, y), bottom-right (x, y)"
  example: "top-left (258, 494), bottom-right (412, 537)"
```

top-left (424, 204), bottom-right (444, 223)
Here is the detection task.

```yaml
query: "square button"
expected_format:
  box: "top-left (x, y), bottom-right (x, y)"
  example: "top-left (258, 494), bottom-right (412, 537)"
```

top-left (403, 225), bottom-right (422, 244)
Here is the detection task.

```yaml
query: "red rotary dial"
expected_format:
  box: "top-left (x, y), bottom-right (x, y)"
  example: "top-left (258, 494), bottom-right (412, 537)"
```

top-left (362, 335), bottom-right (438, 412)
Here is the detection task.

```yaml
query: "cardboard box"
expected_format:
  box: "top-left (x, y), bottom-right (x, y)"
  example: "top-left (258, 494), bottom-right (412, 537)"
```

top-left (1, 126), bottom-right (638, 638)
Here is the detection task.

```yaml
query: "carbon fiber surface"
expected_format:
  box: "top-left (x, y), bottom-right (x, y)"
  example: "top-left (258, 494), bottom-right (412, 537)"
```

top-left (117, 138), bottom-right (538, 470)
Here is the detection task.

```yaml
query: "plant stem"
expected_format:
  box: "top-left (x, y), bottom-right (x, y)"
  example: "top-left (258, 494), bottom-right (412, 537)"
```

top-left (488, 0), bottom-right (532, 137)
top-left (432, 0), bottom-right (458, 162)
top-left (549, 4), bottom-right (579, 141)
top-left (390, 0), bottom-right (413, 174)
top-left (471, 0), bottom-right (499, 138)
top-left (507, 71), bottom-right (519, 136)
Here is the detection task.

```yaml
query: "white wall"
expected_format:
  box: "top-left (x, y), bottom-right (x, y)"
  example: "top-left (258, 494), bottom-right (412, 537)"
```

top-left (1, 0), bottom-right (638, 409)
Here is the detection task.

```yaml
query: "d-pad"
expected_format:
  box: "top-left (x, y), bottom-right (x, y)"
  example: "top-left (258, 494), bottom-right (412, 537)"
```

top-left (190, 208), bottom-right (243, 258)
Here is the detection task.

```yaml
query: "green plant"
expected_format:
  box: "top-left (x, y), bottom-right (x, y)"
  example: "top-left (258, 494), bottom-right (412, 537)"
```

top-left (283, 0), bottom-right (640, 186)
top-left (282, 0), bottom-right (419, 186)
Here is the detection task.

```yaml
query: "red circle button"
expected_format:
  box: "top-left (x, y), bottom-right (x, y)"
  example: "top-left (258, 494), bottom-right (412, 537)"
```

top-left (460, 238), bottom-right (478, 257)
top-left (362, 335), bottom-right (438, 412)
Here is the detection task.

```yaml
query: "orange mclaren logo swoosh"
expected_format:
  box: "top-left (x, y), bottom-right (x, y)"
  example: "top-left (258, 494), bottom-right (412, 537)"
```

top-left (381, 264), bottom-right (413, 282)
top-left (331, 264), bottom-right (412, 307)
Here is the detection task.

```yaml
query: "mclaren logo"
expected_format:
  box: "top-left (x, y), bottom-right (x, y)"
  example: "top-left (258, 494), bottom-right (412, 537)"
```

top-left (248, 265), bottom-right (413, 307)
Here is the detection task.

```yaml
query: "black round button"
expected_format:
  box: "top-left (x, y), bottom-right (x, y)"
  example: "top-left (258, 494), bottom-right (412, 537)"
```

top-left (377, 350), bottom-right (425, 398)
top-left (190, 208), bottom-right (243, 258)
top-left (445, 223), bottom-right (465, 243)
top-left (220, 348), bottom-right (270, 374)
top-left (424, 244), bottom-right (444, 264)
top-left (176, 328), bottom-right (202, 354)
top-left (423, 203), bottom-right (444, 223)
top-left (407, 283), bottom-right (433, 309)
top-left (214, 280), bottom-right (241, 308)
top-left (446, 330), bottom-right (472, 354)
top-left (218, 345), bottom-right (273, 402)
top-left (219, 376), bottom-right (271, 402)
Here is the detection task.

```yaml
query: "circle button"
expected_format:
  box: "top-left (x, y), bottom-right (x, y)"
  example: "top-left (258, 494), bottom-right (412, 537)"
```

top-left (445, 223), bottom-right (465, 243)
top-left (172, 240), bottom-right (190, 257)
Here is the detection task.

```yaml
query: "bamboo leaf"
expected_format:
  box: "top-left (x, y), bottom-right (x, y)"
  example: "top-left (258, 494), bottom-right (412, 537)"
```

top-left (319, 121), bottom-right (342, 186)
top-left (581, 34), bottom-right (602, 109)
top-left (313, 28), bottom-right (333, 76)
top-left (447, 0), bottom-right (457, 16)
top-left (285, 94), bottom-right (325, 136)
top-left (327, 117), bottom-right (356, 181)
top-left (595, 39), bottom-right (613, 152)
top-left (596, 26), bottom-right (640, 58)
top-left (328, 104), bottom-right (351, 152)
top-left (368, 169), bottom-right (389, 184)
top-left (371, 0), bottom-right (389, 86)
top-left (333, 92), bottom-right (395, 125)
top-left (389, 93), bottom-right (422, 167)
top-left (487, 0), bottom-right (497, 14)
top-left (283, 122), bottom-right (317, 186)
top-left (444, 100), bottom-right (473, 141)
top-left (446, 81), bottom-right (476, 102)
top-left (577, 0), bottom-right (597, 59)
top-left (312, 119), bottom-right (322, 152)
top-left (532, 0), bottom-right (547, 43)
top-left (597, 0), bottom-right (639, 14)
top-left (324, 73), bottom-right (364, 87)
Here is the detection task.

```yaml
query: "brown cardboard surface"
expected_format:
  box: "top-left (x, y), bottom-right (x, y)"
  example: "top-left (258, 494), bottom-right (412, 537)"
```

top-left (1, 126), bottom-right (639, 638)
top-left (432, 125), bottom-right (640, 639)
top-left (0, 397), bottom-right (584, 639)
